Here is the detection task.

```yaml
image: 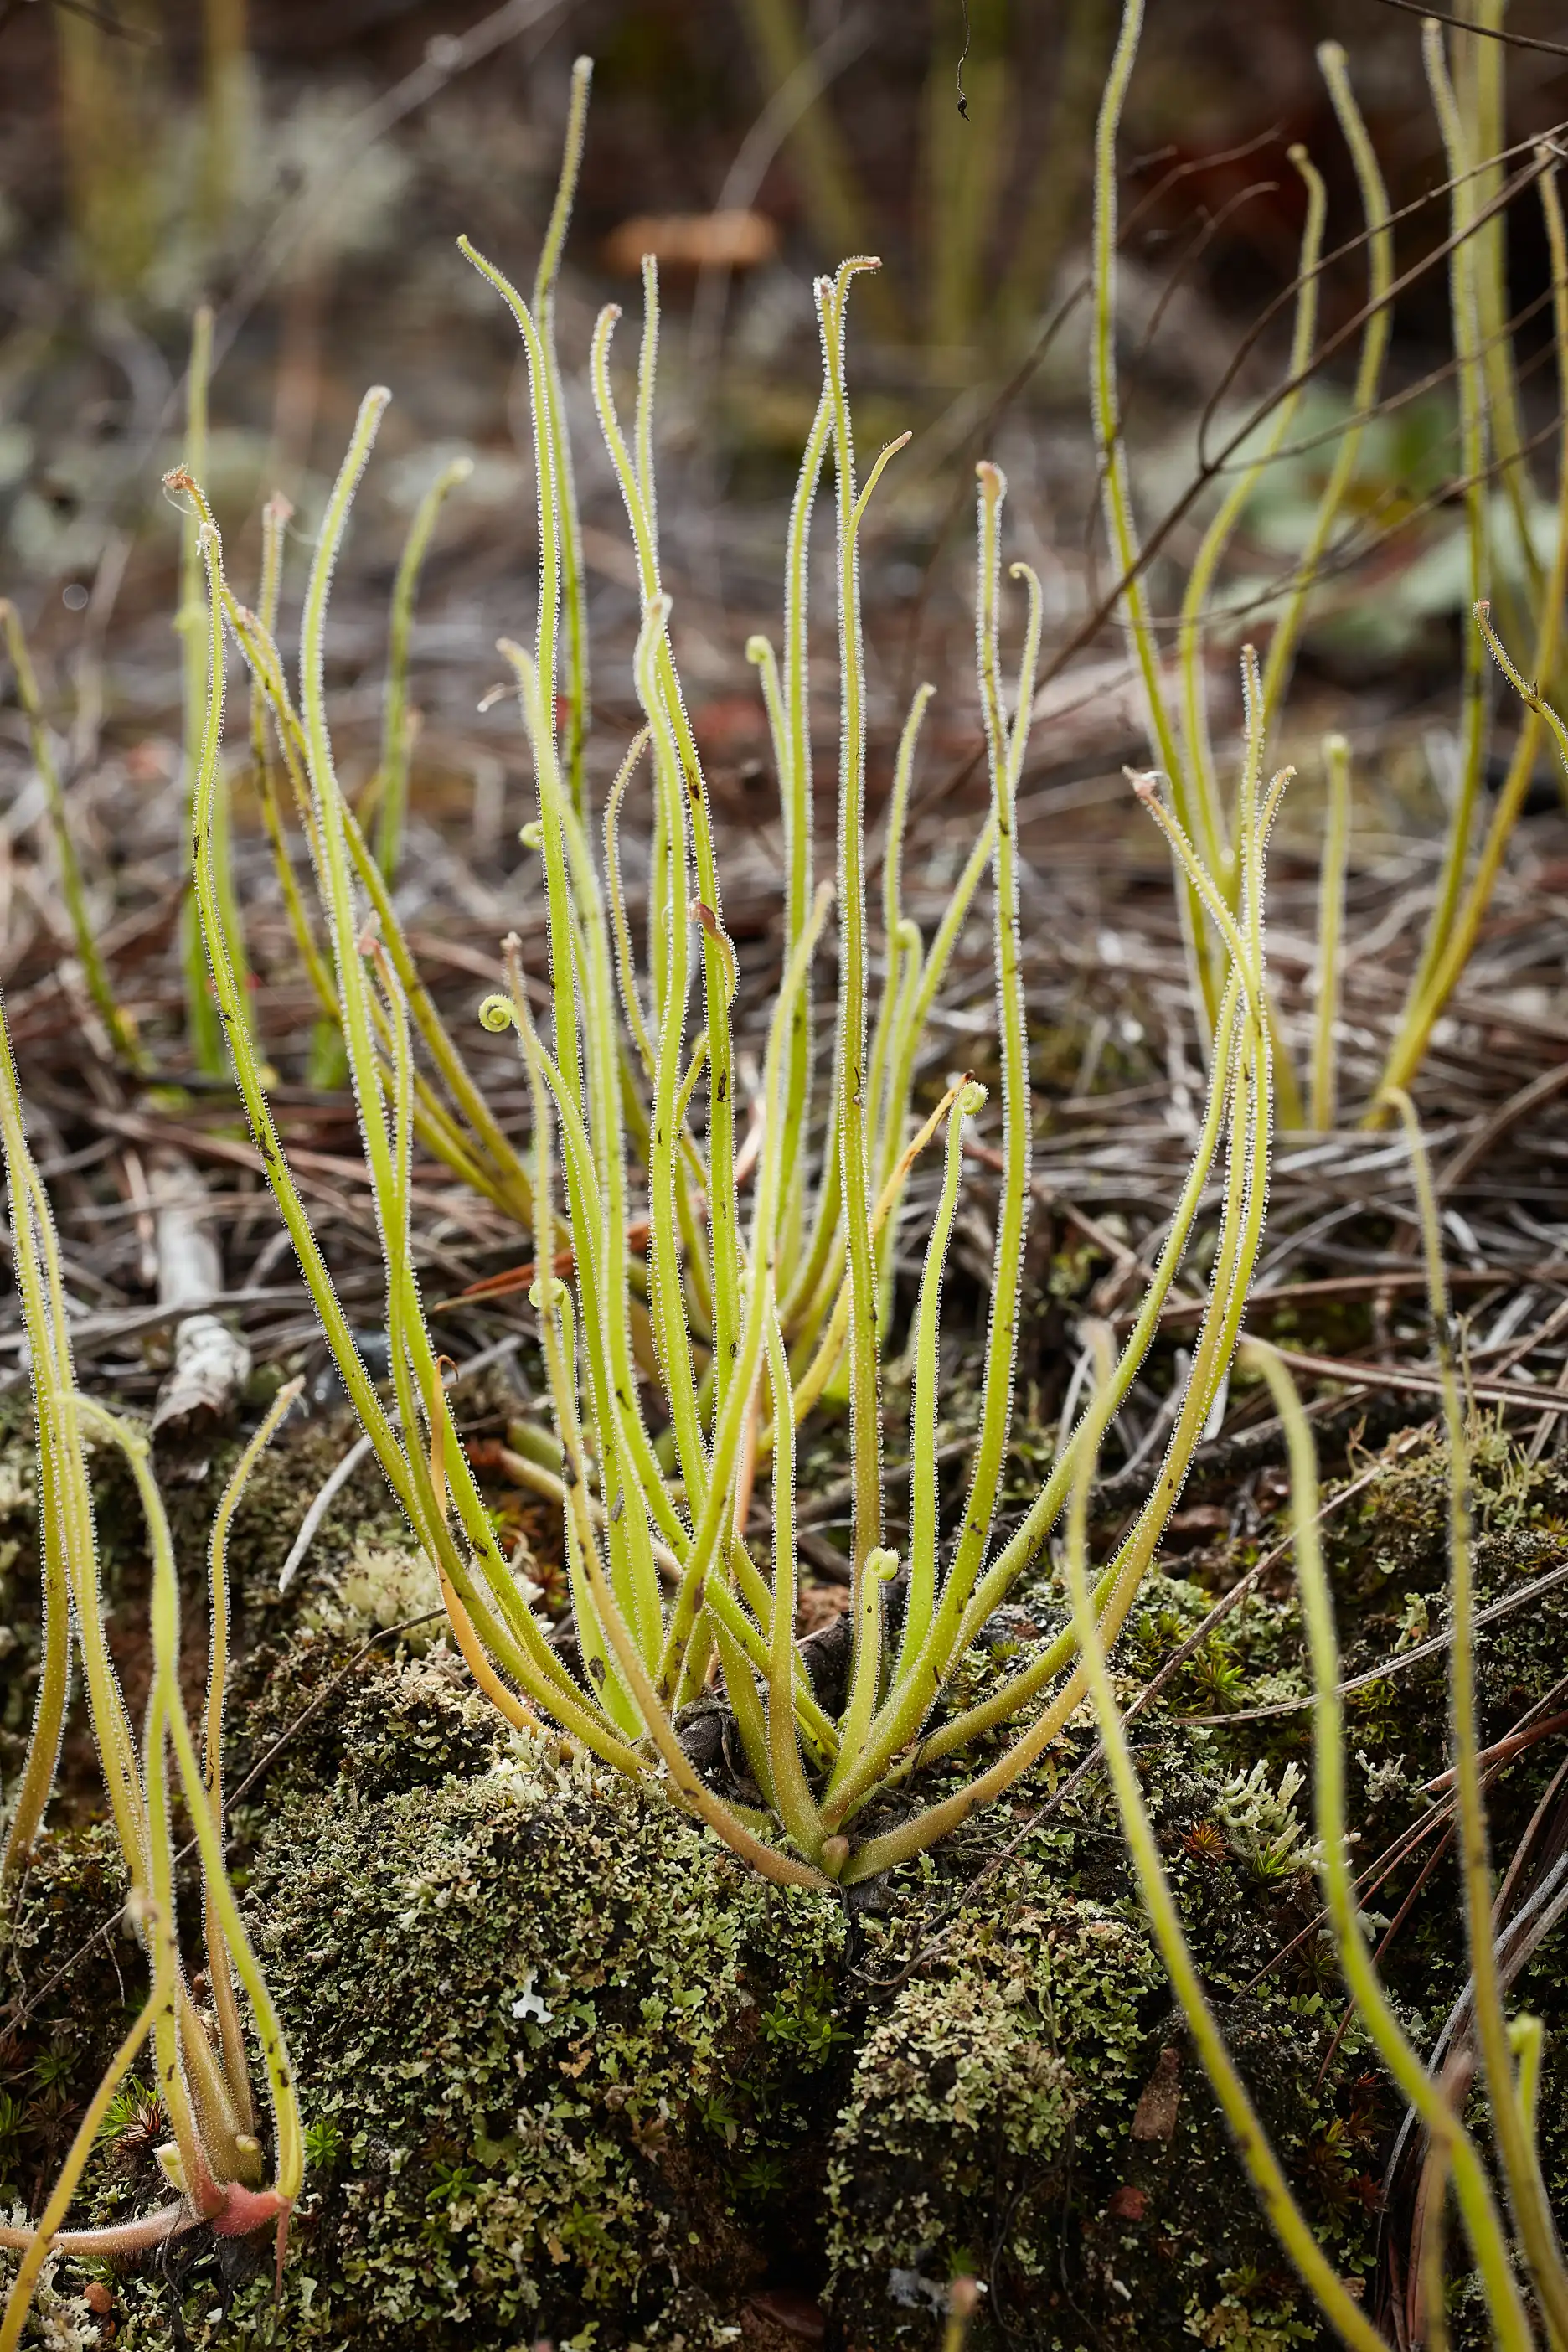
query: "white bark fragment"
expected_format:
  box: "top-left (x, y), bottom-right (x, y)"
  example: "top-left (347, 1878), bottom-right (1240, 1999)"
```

top-left (148, 1148), bottom-right (250, 1464)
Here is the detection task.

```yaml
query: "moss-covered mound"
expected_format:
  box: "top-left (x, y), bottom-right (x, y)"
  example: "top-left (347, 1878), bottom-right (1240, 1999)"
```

top-left (3, 1421), bottom-right (1566, 2349)
top-left (236, 1733), bottom-right (845, 2345)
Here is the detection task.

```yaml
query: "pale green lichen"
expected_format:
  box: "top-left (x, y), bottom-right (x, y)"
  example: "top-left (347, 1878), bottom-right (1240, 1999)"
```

top-left (1213, 1762), bottom-right (1318, 1885)
top-left (303, 1534), bottom-right (447, 1648)
top-left (0, 2227), bottom-right (100, 2352)
top-left (824, 1889), bottom-right (1154, 2318)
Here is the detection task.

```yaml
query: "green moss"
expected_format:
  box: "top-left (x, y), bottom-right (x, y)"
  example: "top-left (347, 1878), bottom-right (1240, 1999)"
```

top-left (0, 1822), bottom-right (134, 2215)
top-left (226, 1632), bottom-right (510, 1811)
top-left (825, 1733), bottom-right (1382, 2350)
top-left (824, 1888), bottom-right (1148, 2324)
top-left (7, 1416), bottom-right (1568, 2349)
top-left (75, 1715), bottom-right (842, 2349)
top-left (220, 1403), bottom-right (417, 1623)
top-left (0, 2249), bottom-right (101, 2351)
top-left (1325, 1421), bottom-right (1568, 1636)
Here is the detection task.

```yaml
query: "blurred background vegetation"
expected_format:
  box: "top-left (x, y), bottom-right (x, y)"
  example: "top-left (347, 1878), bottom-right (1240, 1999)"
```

top-left (1, 0), bottom-right (1566, 820)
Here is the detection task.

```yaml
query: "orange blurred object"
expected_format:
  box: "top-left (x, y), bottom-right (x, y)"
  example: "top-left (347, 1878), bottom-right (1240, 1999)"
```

top-left (601, 209), bottom-right (780, 276)
top-left (691, 694), bottom-right (770, 756)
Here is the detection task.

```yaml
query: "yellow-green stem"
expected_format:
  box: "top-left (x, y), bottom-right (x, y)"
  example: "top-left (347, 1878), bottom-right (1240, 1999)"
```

top-left (1059, 1342), bottom-right (1390, 2352)
top-left (1381, 1086), bottom-right (1568, 2341)
top-left (178, 305), bottom-right (229, 1077)
top-left (1309, 733), bottom-right (1350, 1132)
top-left (534, 56), bottom-right (593, 812)
top-left (0, 603), bottom-right (145, 1069)
top-left (1259, 46), bottom-right (1392, 735)
top-left (374, 454), bottom-right (472, 881)
top-left (1375, 155), bottom-right (1568, 1112)
top-left (1244, 1340), bottom-right (1533, 2346)
top-left (1399, 23), bottom-right (1492, 1044)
